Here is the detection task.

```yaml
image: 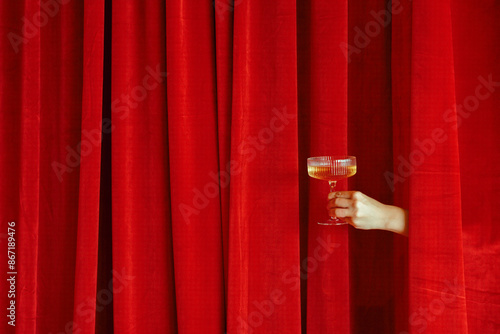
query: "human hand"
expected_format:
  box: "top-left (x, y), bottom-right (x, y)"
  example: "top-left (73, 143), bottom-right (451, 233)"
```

top-left (327, 191), bottom-right (408, 236)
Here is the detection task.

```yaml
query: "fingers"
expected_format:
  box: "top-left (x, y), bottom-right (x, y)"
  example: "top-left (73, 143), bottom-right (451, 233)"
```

top-left (326, 197), bottom-right (352, 210)
top-left (326, 191), bottom-right (363, 219)
top-left (328, 207), bottom-right (353, 218)
top-left (327, 191), bottom-right (361, 200)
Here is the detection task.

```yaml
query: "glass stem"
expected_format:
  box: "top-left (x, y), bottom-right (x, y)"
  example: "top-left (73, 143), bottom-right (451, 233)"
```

top-left (328, 180), bottom-right (337, 193)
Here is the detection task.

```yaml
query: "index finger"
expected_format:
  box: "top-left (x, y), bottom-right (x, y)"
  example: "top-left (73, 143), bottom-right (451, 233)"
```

top-left (327, 191), bottom-right (357, 200)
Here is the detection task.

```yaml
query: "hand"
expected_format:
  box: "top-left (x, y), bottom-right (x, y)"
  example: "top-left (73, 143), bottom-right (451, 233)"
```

top-left (327, 191), bottom-right (408, 236)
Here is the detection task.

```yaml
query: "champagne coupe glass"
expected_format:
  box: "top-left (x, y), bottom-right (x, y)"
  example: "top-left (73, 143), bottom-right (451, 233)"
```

top-left (307, 156), bottom-right (357, 225)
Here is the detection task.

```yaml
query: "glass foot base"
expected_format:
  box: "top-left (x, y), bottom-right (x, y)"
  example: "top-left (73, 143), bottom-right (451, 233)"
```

top-left (317, 217), bottom-right (348, 226)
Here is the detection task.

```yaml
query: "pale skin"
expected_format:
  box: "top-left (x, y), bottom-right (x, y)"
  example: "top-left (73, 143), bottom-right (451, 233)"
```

top-left (327, 191), bottom-right (408, 236)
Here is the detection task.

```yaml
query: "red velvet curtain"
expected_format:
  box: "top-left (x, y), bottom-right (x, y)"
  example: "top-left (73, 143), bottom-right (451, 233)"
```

top-left (1, 0), bottom-right (499, 333)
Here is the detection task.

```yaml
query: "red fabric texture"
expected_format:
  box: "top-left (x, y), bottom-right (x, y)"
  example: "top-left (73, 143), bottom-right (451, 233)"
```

top-left (1, 0), bottom-right (499, 333)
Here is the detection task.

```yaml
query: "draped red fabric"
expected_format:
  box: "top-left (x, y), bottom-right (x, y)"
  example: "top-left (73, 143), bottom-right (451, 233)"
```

top-left (298, 0), bottom-right (350, 332)
top-left (408, 0), bottom-right (469, 332)
top-left (1, 0), bottom-right (500, 333)
top-left (1, 1), bottom-right (105, 333)
top-left (112, 1), bottom-right (173, 332)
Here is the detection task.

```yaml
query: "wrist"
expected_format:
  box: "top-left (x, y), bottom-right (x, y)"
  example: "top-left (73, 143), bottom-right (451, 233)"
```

top-left (384, 205), bottom-right (408, 236)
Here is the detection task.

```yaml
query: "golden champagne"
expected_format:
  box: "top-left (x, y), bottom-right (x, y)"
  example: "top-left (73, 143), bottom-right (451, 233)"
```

top-left (307, 165), bottom-right (357, 181)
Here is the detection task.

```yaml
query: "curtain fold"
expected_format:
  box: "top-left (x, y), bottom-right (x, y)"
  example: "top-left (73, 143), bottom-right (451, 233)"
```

top-left (72, 1), bottom-right (105, 332)
top-left (297, 0), bottom-right (350, 333)
top-left (112, 0), bottom-right (177, 332)
top-left (1, 0), bottom-right (500, 333)
top-left (3, 0), bottom-right (42, 332)
top-left (347, 0), bottom-right (397, 332)
top-left (165, 0), bottom-right (225, 332)
top-left (14, 0), bottom-right (41, 331)
top-left (408, 0), bottom-right (468, 332)
top-left (391, 1), bottom-right (412, 333)
top-left (451, 1), bottom-right (500, 332)
top-left (227, 0), bottom-right (301, 332)
top-left (214, 0), bottom-right (234, 308)
top-left (1, 0), bottom-right (105, 333)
